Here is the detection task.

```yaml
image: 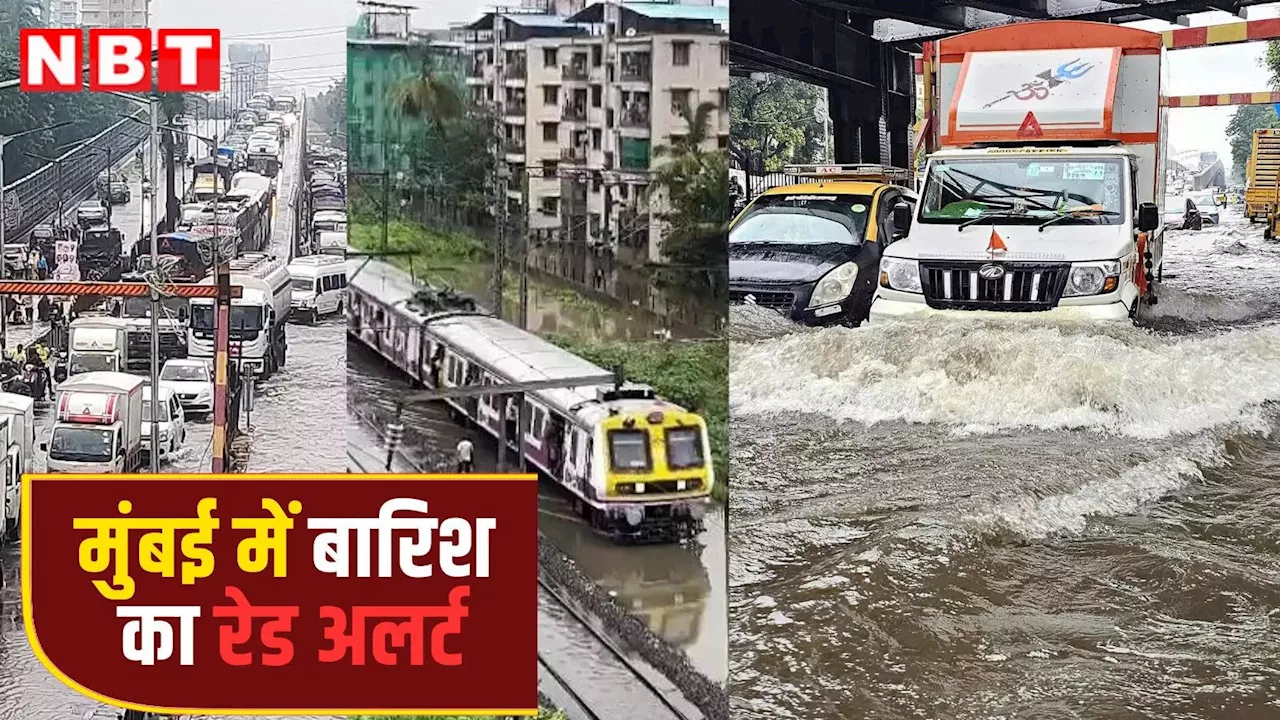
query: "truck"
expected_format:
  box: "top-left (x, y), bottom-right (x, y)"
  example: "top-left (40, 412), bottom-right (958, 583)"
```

top-left (0, 393), bottom-right (33, 541)
top-left (186, 156), bottom-right (233, 203)
top-left (113, 294), bottom-right (190, 372)
top-left (871, 20), bottom-right (1166, 323)
top-left (188, 253), bottom-right (292, 377)
top-left (1246, 128), bottom-right (1280, 226)
top-left (78, 224), bottom-right (124, 281)
top-left (247, 142), bottom-right (281, 178)
top-left (68, 316), bottom-right (131, 376)
top-left (43, 372), bottom-right (144, 474)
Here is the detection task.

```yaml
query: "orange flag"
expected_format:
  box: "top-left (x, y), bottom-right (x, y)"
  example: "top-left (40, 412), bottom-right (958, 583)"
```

top-left (988, 228), bottom-right (1007, 253)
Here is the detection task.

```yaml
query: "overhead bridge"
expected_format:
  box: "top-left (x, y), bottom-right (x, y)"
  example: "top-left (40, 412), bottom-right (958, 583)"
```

top-left (732, 1), bottom-right (1280, 171)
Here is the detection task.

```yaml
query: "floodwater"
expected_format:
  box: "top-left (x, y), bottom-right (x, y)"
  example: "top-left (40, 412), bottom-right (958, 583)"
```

top-left (0, 115), bottom-right (345, 720)
top-left (729, 208), bottom-right (1280, 718)
top-left (347, 340), bottom-right (729, 684)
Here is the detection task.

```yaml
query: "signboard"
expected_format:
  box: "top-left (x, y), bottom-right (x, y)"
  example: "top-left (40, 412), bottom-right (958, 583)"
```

top-left (54, 239), bottom-right (79, 281)
top-left (952, 47), bottom-right (1119, 139)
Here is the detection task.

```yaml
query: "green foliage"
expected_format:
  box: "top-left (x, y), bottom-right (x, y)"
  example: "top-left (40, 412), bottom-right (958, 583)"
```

top-left (652, 101), bottom-right (728, 301)
top-left (729, 73), bottom-right (828, 172)
top-left (0, 0), bottom-right (134, 183)
top-left (1229, 40), bottom-right (1280, 183)
top-left (312, 79), bottom-right (347, 142)
top-left (544, 334), bottom-right (728, 499)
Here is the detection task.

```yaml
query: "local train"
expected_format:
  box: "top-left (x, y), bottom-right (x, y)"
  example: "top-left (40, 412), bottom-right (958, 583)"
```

top-left (346, 258), bottom-right (714, 543)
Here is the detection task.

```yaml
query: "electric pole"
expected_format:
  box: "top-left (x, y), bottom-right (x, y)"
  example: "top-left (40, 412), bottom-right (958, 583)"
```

top-left (491, 9), bottom-right (506, 320)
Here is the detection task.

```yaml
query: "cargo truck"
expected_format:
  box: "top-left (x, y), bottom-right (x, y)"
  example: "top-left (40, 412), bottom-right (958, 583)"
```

top-left (0, 393), bottom-right (33, 541)
top-left (68, 317), bottom-right (132, 376)
top-left (1245, 128), bottom-right (1280, 223)
top-left (871, 20), bottom-right (1166, 322)
top-left (43, 372), bottom-right (144, 474)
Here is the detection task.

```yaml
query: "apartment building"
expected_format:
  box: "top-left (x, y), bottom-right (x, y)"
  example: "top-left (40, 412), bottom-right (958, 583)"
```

top-left (79, 0), bottom-right (147, 27)
top-left (463, 1), bottom-right (728, 263)
top-left (39, 0), bottom-right (79, 27)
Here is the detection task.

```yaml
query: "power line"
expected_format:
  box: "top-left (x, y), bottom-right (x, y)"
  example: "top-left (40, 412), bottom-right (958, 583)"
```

top-left (223, 26), bottom-right (347, 40)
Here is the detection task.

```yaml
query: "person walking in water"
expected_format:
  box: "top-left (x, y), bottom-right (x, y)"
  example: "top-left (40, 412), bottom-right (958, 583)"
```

top-left (456, 438), bottom-right (474, 473)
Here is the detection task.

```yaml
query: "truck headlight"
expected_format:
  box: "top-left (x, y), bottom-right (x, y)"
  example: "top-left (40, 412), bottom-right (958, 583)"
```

top-left (1062, 260), bottom-right (1121, 297)
top-left (879, 257), bottom-right (922, 293)
top-left (807, 262), bottom-right (858, 308)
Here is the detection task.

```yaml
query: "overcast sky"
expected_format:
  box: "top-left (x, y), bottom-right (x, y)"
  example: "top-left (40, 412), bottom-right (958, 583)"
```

top-left (151, 0), bottom-right (355, 96)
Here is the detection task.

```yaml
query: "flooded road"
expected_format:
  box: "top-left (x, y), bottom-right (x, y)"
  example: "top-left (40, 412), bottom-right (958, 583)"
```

top-left (347, 340), bottom-right (728, 684)
top-left (729, 208), bottom-right (1280, 719)
top-left (0, 113), bottom-right (345, 719)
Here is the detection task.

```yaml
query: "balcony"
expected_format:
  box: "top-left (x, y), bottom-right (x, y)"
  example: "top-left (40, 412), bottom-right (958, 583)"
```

top-left (505, 99), bottom-right (527, 116)
top-left (468, 61), bottom-right (485, 78)
top-left (562, 103), bottom-right (587, 122)
top-left (560, 146), bottom-right (588, 163)
top-left (620, 55), bottom-right (652, 82)
top-left (505, 139), bottom-right (526, 155)
top-left (562, 62), bottom-right (588, 81)
top-left (506, 60), bottom-right (527, 80)
top-left (620, 105), bottom-right (650, 128)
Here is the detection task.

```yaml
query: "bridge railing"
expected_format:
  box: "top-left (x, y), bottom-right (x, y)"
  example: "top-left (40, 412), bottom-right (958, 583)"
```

top-left (1, 110), bottom-right (150, 240)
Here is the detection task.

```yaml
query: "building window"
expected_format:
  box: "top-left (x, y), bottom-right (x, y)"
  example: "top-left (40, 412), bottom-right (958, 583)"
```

top-left (672, 41), bottom-right (691, 66)
top-left (364, 81), bottom-right (374, 97)
top-left (543, 48), bottom-right (557, 67)
top-left (543, 85), bottom-right (558, 105)
top-left (719, 89), bottom-right (729, 111)
top-left (592, 128), bottom-right (602, 150)
top-left (543, 122), bottom-right (558, 143)
top-left (671, 88), bottom-right (691, 113)
top-left (721, 42), bottom-right (729, 66)
top-left (718, 135), bottom-right (728, 148)
top-left (591, 85), bottom-right (602, 107)
top-left (592, 45), bottom-right (602, 67)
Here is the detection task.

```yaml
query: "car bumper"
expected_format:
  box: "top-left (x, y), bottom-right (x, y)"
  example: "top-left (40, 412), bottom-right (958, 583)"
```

top-left (729, 282), bottom-right (866, 327)
top-left (869, 296), bottom-right (1131, 322)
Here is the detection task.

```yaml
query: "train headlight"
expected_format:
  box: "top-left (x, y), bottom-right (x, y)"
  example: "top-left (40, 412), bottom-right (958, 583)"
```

top-left (624, 506), bottom-right (644, 526)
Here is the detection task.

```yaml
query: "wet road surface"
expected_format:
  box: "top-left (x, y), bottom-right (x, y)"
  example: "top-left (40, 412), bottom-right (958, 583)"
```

top-left (729, 208), bottom-right (1280, 719)
top-left (0, 114), bottom-right (344, 720)
top-left (347, 339), bottom-right (729, 684)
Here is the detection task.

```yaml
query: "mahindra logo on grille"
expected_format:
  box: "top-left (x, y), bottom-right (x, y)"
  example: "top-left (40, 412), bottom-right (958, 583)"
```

top-left (978, 264), bottom-right (1005, 280)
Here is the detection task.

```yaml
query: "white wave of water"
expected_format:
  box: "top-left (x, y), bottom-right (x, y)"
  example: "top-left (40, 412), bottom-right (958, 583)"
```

top-left (731, 317), bottom-right (1280, 438)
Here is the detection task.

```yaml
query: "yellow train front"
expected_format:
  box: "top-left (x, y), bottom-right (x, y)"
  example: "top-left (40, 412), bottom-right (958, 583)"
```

top-left (578, 395), bottom-right (714, 543)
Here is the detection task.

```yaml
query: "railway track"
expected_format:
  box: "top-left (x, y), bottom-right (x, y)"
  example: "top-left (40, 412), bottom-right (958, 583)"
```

top-left (345, 401), bottom-right (701, 720)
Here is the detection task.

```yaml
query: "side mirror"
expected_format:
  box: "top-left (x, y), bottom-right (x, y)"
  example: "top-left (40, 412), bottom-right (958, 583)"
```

top-left (892, 203), bottom-right (913, 239)
top-left (1137, 202), bottom-right (1159, 233)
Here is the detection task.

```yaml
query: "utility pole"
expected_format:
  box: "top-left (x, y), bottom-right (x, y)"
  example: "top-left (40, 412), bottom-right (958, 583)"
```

top-left (381, 142), bottom-right (389, 254)
top-left (211, 260), bottom-right (231, 473)
top-left (491, 9), bottom-right (506, 320)
top-left (519, 164), bottom-right (529, 329)
top-left (148, 95), bottom-right (161, 473)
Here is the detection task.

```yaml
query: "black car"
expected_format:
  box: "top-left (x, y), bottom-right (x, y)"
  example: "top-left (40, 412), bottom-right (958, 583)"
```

top-left (728, 185), bottom-right (914, 326)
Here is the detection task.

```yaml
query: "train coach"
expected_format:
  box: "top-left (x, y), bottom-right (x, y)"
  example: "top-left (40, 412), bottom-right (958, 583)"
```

top-left (346, 258), bottom-right (714, 543)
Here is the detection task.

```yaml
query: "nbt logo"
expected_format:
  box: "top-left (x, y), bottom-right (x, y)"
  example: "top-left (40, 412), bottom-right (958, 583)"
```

top-left (19, 28), bottom-right (221, 93)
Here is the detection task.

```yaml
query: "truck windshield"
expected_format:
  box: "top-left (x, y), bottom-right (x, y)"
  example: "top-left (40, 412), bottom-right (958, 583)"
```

top-left (122, 297), bottom-right (189, 318)
top-left (49, 426), bottom-right (114, 462)
top-left (731, 194), bottom-right (872, 245)
top-left (190, 304), bottom-right (265, 331)
top-left (920, 158), bottom-right (1126, 225)
top-left (69, 352), bottom-right (117, 374)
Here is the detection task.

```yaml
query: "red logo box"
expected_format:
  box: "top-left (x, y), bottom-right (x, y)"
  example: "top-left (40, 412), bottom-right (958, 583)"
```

top-left (19, 28), bottom-right (221, 93)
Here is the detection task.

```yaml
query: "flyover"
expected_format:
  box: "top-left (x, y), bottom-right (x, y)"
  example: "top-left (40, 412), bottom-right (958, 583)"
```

top-left (731, 0), bottom-right (1280, 173)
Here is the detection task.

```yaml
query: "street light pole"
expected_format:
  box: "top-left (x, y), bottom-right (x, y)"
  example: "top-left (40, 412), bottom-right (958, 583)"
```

top-left (148, 96), bottom-right (160, 473)
top-left (0, 120), bottom-right (73, 354)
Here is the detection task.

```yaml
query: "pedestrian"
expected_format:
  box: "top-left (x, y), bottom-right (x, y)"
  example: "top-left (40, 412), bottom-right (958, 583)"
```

top-left (456, 438), bottom-right (474, 474)
top-left (10, 344), bottom-right (23, 362)
top-left (36, 253), bottom-right (48, 279)
top-left (27, 248), bottom-right (39, 279)
top-left (23, 299), bottom-right (33, 325)
top-left (37, 295), bottom-right (49, 322)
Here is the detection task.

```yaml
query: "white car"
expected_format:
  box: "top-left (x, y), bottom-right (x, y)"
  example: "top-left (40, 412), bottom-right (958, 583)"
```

top-left (142, 384), bottom-right (186, 458)
top-left (159, 358), bottom-right (214, 414)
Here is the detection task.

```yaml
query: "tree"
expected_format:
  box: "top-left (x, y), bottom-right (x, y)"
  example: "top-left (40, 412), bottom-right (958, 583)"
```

top-left (729, 73), bottom-right (828, 173)
top-left (652, 100), bottom-right (728, 300)
top-left (311, 79), bottom-right (347, 142)
top-left (390, 70), bottom-right (464, 139)
top-left (1228, 40), bottom-right (1280, 184)
top-left (155, 92), bottom-right (188, 231)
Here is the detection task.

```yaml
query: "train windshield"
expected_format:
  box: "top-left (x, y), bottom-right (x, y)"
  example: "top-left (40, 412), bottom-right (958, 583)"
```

top-left (665, 427), bottom-right (704, 470)
top-left (608, 429), bottom-right (652, 472)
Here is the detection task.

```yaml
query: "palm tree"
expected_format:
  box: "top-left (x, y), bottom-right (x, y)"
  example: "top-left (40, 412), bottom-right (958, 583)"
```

top-left (155, 92), bottom-right (189, 232)
top-left (650, 100), bottom-right (728, 296)
top-left (389, 69), bottom-right (465, 140)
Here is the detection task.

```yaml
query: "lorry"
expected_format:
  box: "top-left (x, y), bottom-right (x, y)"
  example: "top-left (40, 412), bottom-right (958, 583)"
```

top-left (0, 393), bottom-right (33, 541)
top-left (186, 156), bottom-right (233, 203)
top-left (114, 294), bottom-right (190, 372)
top-left (78, 224), bottom-right (124, 281)
top-left (870, 20), bottom-right (1165, 323)
top-left (43, 372), bottom-right (144, 474)
top-left (68, 316), bottom-right (131, 376)
top-left (188, 253), bottom-right (292, 378)
top-left (1245, 128), bottom-right (1280, 223)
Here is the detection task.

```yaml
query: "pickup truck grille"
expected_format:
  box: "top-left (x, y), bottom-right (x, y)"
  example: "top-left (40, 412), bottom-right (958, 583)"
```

top-left (919, 261), bottom-right (1070, 312)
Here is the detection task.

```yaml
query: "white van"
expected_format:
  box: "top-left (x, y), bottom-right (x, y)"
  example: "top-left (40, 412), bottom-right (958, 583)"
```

top-left (317, 230), bottom-right (347, 256)
top-left (288, 255), bottom-right (347, 323)
top-left (142, 384), bottom-right (186, 459)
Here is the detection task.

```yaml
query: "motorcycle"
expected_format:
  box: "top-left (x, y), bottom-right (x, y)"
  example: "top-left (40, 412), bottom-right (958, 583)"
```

top-left (52, 352), bottom-right (68, 384)
top-left (22, 363), bottom-right (48, 401)
top-left (0, 360), bottom-right (30, 397)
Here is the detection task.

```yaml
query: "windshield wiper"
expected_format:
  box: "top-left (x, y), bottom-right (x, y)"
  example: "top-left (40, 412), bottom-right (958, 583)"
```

top-left (957, 211), bottom-right (1028, 231)
top-left (1036, 208), bottom-right (1122, 232)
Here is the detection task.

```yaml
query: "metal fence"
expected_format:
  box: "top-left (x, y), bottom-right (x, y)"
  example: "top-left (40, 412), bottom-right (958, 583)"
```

top-left (1, 110), bottom-right (150, 240)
